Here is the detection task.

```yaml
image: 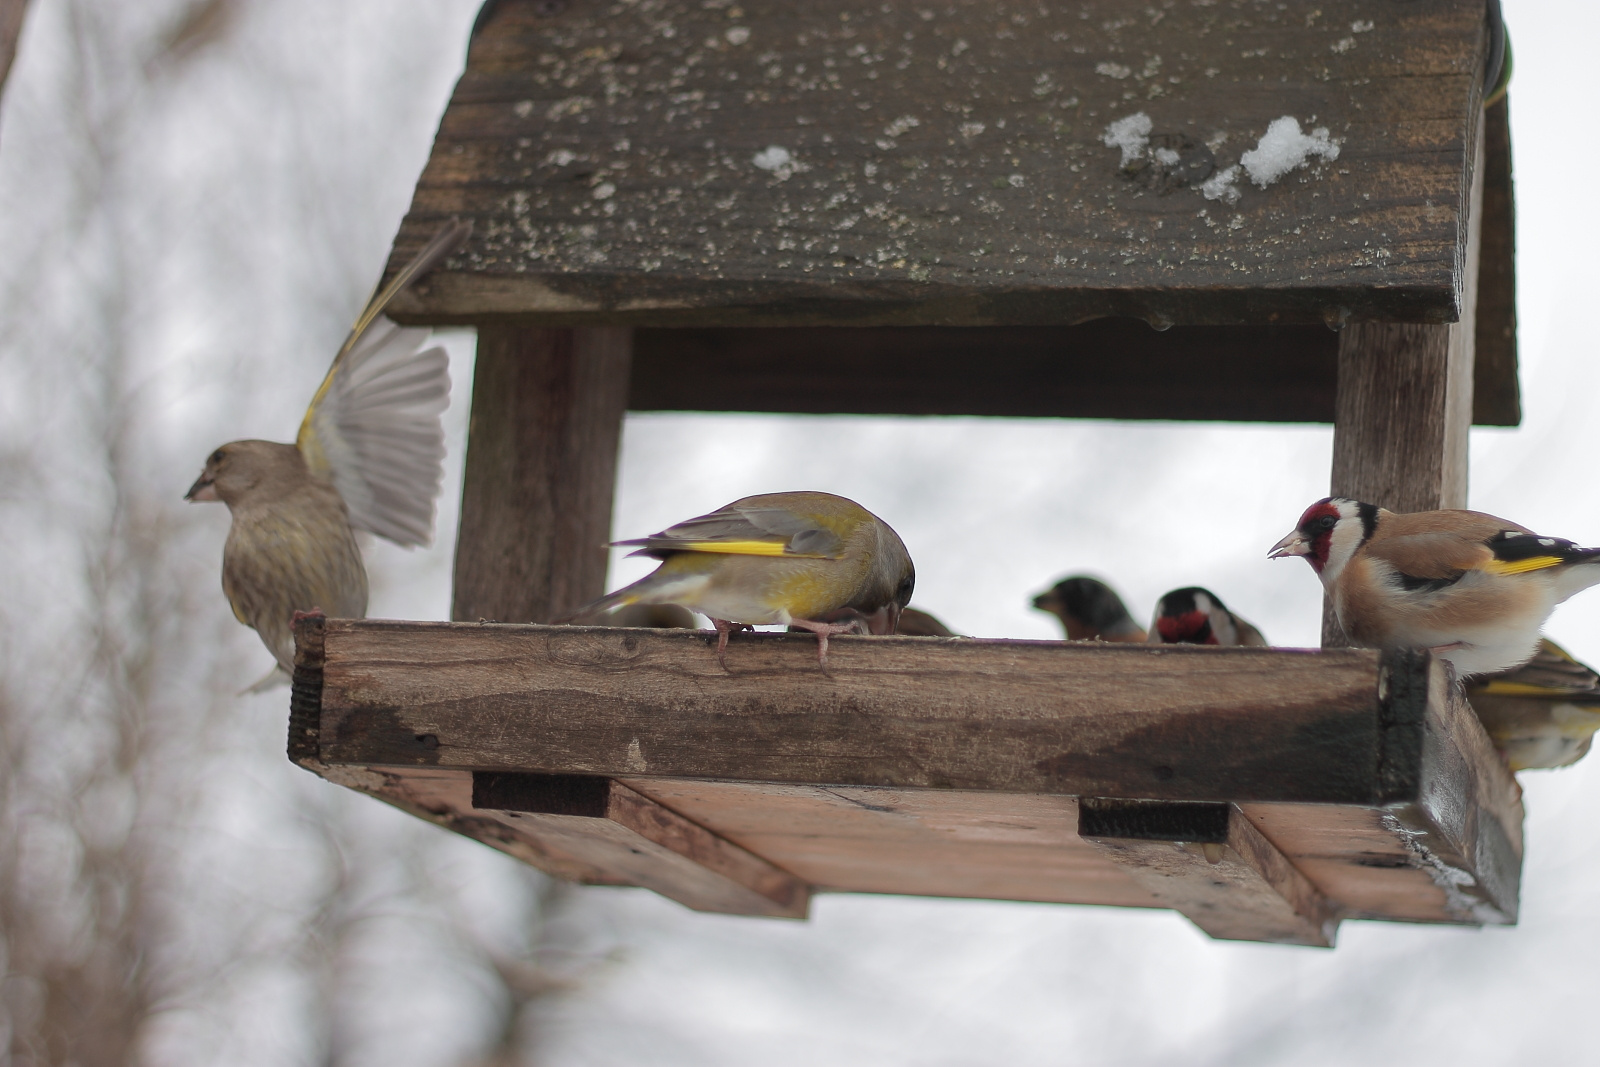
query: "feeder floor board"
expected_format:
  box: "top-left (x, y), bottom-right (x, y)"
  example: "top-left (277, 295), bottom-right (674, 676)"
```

top-left (289, 618), bottom-right (1524, 946)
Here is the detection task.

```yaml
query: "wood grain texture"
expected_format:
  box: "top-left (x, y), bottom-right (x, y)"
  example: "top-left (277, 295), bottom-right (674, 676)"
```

top-left (1080, 801), bottom-right (1339, 946)
top-left (384, 0), bottom-right (1491, 329)
top-left (621, 779), bottom-right (1162, 907)
top-left (291, 621), bottom-right (1523, 932)
top-left (472, 773), bottom-right (810, 917)
top-left (451, 326), bottom-right (630, 623)
top-left (313, 621), bottom-right (1398, 804)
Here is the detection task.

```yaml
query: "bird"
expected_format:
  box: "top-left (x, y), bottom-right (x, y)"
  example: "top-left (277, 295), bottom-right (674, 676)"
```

top-left (1466, 638), bottom-right (1600, 771)
top-left (895, 607), bottom-right (957, 637)
top-left (564, 491), bottom-right (915, 668)
top-left (1149, 586), bottom-right (1268, 646)
top-left (186, 219), bottom-right (470, 687)
top-left (599, 603), bottom-right (700, 629)
top-left (1269, 497), bottom-right (1600, 677)
top-left (1031, 576), bottom-right (1147, 642)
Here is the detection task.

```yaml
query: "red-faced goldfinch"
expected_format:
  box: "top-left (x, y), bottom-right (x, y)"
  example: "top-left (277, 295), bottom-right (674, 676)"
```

top-left (566, 492), bottom-right (915, 668)
top-left (186, 220), bottom-right (468, 687)
top-left (1149, 587), bottom-right (1268, 646)
top-left (1269, 497), bottom-right (1600, 677)
top-left (1467, 639), bottom-right (1600, 770)
top-left (1031, 576), bottom-right (1147, 642)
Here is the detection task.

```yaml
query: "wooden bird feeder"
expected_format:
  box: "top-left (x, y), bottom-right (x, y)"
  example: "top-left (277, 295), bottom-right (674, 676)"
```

top-left (290, 0), bottom-right (1524, 946)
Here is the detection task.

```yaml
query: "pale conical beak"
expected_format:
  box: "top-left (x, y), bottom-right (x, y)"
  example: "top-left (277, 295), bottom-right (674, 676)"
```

top-left (185, 472), bottom-right (218, 502)
top-left (1268, 531), bottom-right (1310, 559)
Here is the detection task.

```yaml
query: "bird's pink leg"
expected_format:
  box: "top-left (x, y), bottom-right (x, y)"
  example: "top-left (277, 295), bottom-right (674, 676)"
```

top-left (1428, 642), bottom-right (1467, 654)
top-left (709, 618), bottom-right (753, 670)
top-left (788, 614), bottom-right (872, 670)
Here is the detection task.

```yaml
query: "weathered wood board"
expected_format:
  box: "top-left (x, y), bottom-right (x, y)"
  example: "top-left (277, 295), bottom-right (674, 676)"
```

top-left (388, 0), bottom-right (1496, 331)
top-left (290, 618), bottom-right (1524, 943)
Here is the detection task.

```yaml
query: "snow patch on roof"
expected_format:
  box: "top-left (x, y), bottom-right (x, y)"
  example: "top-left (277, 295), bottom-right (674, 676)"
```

top-left (1239, 116), bottom-right (1341, 187)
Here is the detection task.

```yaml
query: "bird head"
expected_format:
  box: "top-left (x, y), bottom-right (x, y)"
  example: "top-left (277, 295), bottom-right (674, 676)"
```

top-left (1152, 587), bottom-right (1227, 645)
top-left (185, 440), bottom-right (309, 507)
top-left (1269, 497), bottom-right (1377, 579)
top-left (1032, 576), bottom-right (1135, 640)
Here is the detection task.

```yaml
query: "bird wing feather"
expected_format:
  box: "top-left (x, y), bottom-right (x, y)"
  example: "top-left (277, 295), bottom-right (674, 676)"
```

top-left (1362, 531), bottom-right (1496, 581)
top-left (616, 501), bottom-right (847, 559)
top-left (296, 219), bottom-right (470, 547)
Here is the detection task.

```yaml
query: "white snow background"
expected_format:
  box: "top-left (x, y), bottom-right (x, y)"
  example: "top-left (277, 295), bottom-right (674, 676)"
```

top-left (3, 0), bottom-right (1599, 1064)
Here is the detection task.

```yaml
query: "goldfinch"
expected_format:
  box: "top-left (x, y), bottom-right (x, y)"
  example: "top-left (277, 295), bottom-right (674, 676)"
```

top-left (186, 220), bottom-right (469, 685)
top-left (1149, 587), bottom-right (1268, 647)
top-left (1467, 638), bottom-right (1600, 771)
top-left (1269, 497), bottom-right (1600, 677)
top-left (1031, 576), bottom-right (1147, 642)
top-left (568, 492), bottom-right (915, 668)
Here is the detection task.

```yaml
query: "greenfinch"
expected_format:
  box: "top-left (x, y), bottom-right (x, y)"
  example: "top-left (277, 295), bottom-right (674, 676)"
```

top-left (1031, 576), bottom-right (1147, 643)
top-left (186, 220), bottom-right (469, 686)
top-left (570, 491), bottom-right (915, 668)
top-left (1466, 639), bottom-right (1600, 771)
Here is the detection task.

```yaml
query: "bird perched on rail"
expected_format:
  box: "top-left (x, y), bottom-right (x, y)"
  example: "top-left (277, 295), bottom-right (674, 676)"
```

top-left (1031, 576), bottom-right (1147, 642)
top-left (1148, 586), bottom-right (1268, 647)
top-left (1467, 638), bottom-right (1600, 771)
top-left (895, 607), bottom-right (957, 637)
top-left (186, 219), bottom-right (470, 687)
top-left (1269, 497), bottom-right (1600, 677)
top-left (565, 491), bottom-right (914, 669)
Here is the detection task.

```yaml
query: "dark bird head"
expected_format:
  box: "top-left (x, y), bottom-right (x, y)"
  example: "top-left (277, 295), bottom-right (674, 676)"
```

top-left (896, 607), bottom-right (955, 637)
top-left (1152, 587), bottom-right (1221, 644)
top-left (1032, 575), bottom-right (1143, 641)
top-left (185, 439), bottom-right (311, 508)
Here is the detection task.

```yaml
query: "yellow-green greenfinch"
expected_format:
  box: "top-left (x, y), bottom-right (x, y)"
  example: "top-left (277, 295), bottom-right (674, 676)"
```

top-left (186, 219), bottom-right (469, 686)
top-left (569, 491), bottom-right (915, 668)
top-left (1466, 638), bottom-right (1600, 771)
top-left (1031, 576), bottom-right (1146, 642)
top-left (1150, 586), bottom-right (1268, 646)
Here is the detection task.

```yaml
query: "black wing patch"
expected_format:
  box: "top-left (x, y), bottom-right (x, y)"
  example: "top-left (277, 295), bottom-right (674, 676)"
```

top-left (1394, 572), bottom-right (1463, 594)
top-left (1486, 531), bottom-right (1595, 564)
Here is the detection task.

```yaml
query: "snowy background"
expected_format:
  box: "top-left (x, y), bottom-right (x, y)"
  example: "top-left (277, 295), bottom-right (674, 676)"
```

top-left (2, 0), bottom-right (1598, 1064)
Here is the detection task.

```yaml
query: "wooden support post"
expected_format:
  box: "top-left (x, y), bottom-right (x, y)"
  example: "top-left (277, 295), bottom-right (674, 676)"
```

top-left (1325, 118), bottom-right (1485, 646)
top-left (452, 326), bottom-right (631, 624)
top-left (473, 772), bottom-right (811, 919)
top-left (1079, 800), bottom-right (1339, 947)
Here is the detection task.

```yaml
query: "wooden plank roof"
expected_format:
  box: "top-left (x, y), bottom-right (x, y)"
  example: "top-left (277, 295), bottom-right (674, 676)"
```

top-left (386, 0), bottom-right (1501, 332)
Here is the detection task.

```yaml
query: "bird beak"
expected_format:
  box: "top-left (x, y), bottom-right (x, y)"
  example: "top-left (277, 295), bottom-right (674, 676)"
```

top-left (1031, 592), bottom-right (1055, 611)
top-left (185, 472), bottom-right (218, 502)
top-left (1268, 530), bottom-right (1310, 559)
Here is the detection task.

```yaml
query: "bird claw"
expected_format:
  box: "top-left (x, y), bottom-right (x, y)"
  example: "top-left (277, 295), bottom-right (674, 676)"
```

top-left (788, 615), bottom-right (871, 673)
top-left (710, 618), bottom-right (753, 672)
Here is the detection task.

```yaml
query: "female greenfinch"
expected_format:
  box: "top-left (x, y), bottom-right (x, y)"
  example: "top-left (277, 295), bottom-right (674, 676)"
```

top-left (186, 220), bottom-right (468, 687)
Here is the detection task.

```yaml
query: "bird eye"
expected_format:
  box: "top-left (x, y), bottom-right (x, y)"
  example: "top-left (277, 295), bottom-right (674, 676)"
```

top-left (210, 449), bottom-right (225, 465)
top-left (1317, 516), bottom-right (1336, 531)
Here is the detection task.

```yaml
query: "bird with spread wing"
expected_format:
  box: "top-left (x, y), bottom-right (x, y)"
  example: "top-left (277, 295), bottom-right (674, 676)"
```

top-left (186, 220), bottom-right (469, 688)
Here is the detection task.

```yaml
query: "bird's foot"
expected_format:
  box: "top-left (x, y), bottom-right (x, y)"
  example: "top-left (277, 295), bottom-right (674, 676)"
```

top-left (710, 618), bottom-right (753, 671)
top-left (1428, 641), bottom-right (1467, 654)
top-left (788, 615), bottom-right (872, 672)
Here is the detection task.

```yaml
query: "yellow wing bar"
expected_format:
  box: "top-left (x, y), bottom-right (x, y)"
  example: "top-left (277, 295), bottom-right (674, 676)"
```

top-left (1481, 556), bottom-right (1566, 576)
top-left (671, 539), bottom-right (812, 557)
